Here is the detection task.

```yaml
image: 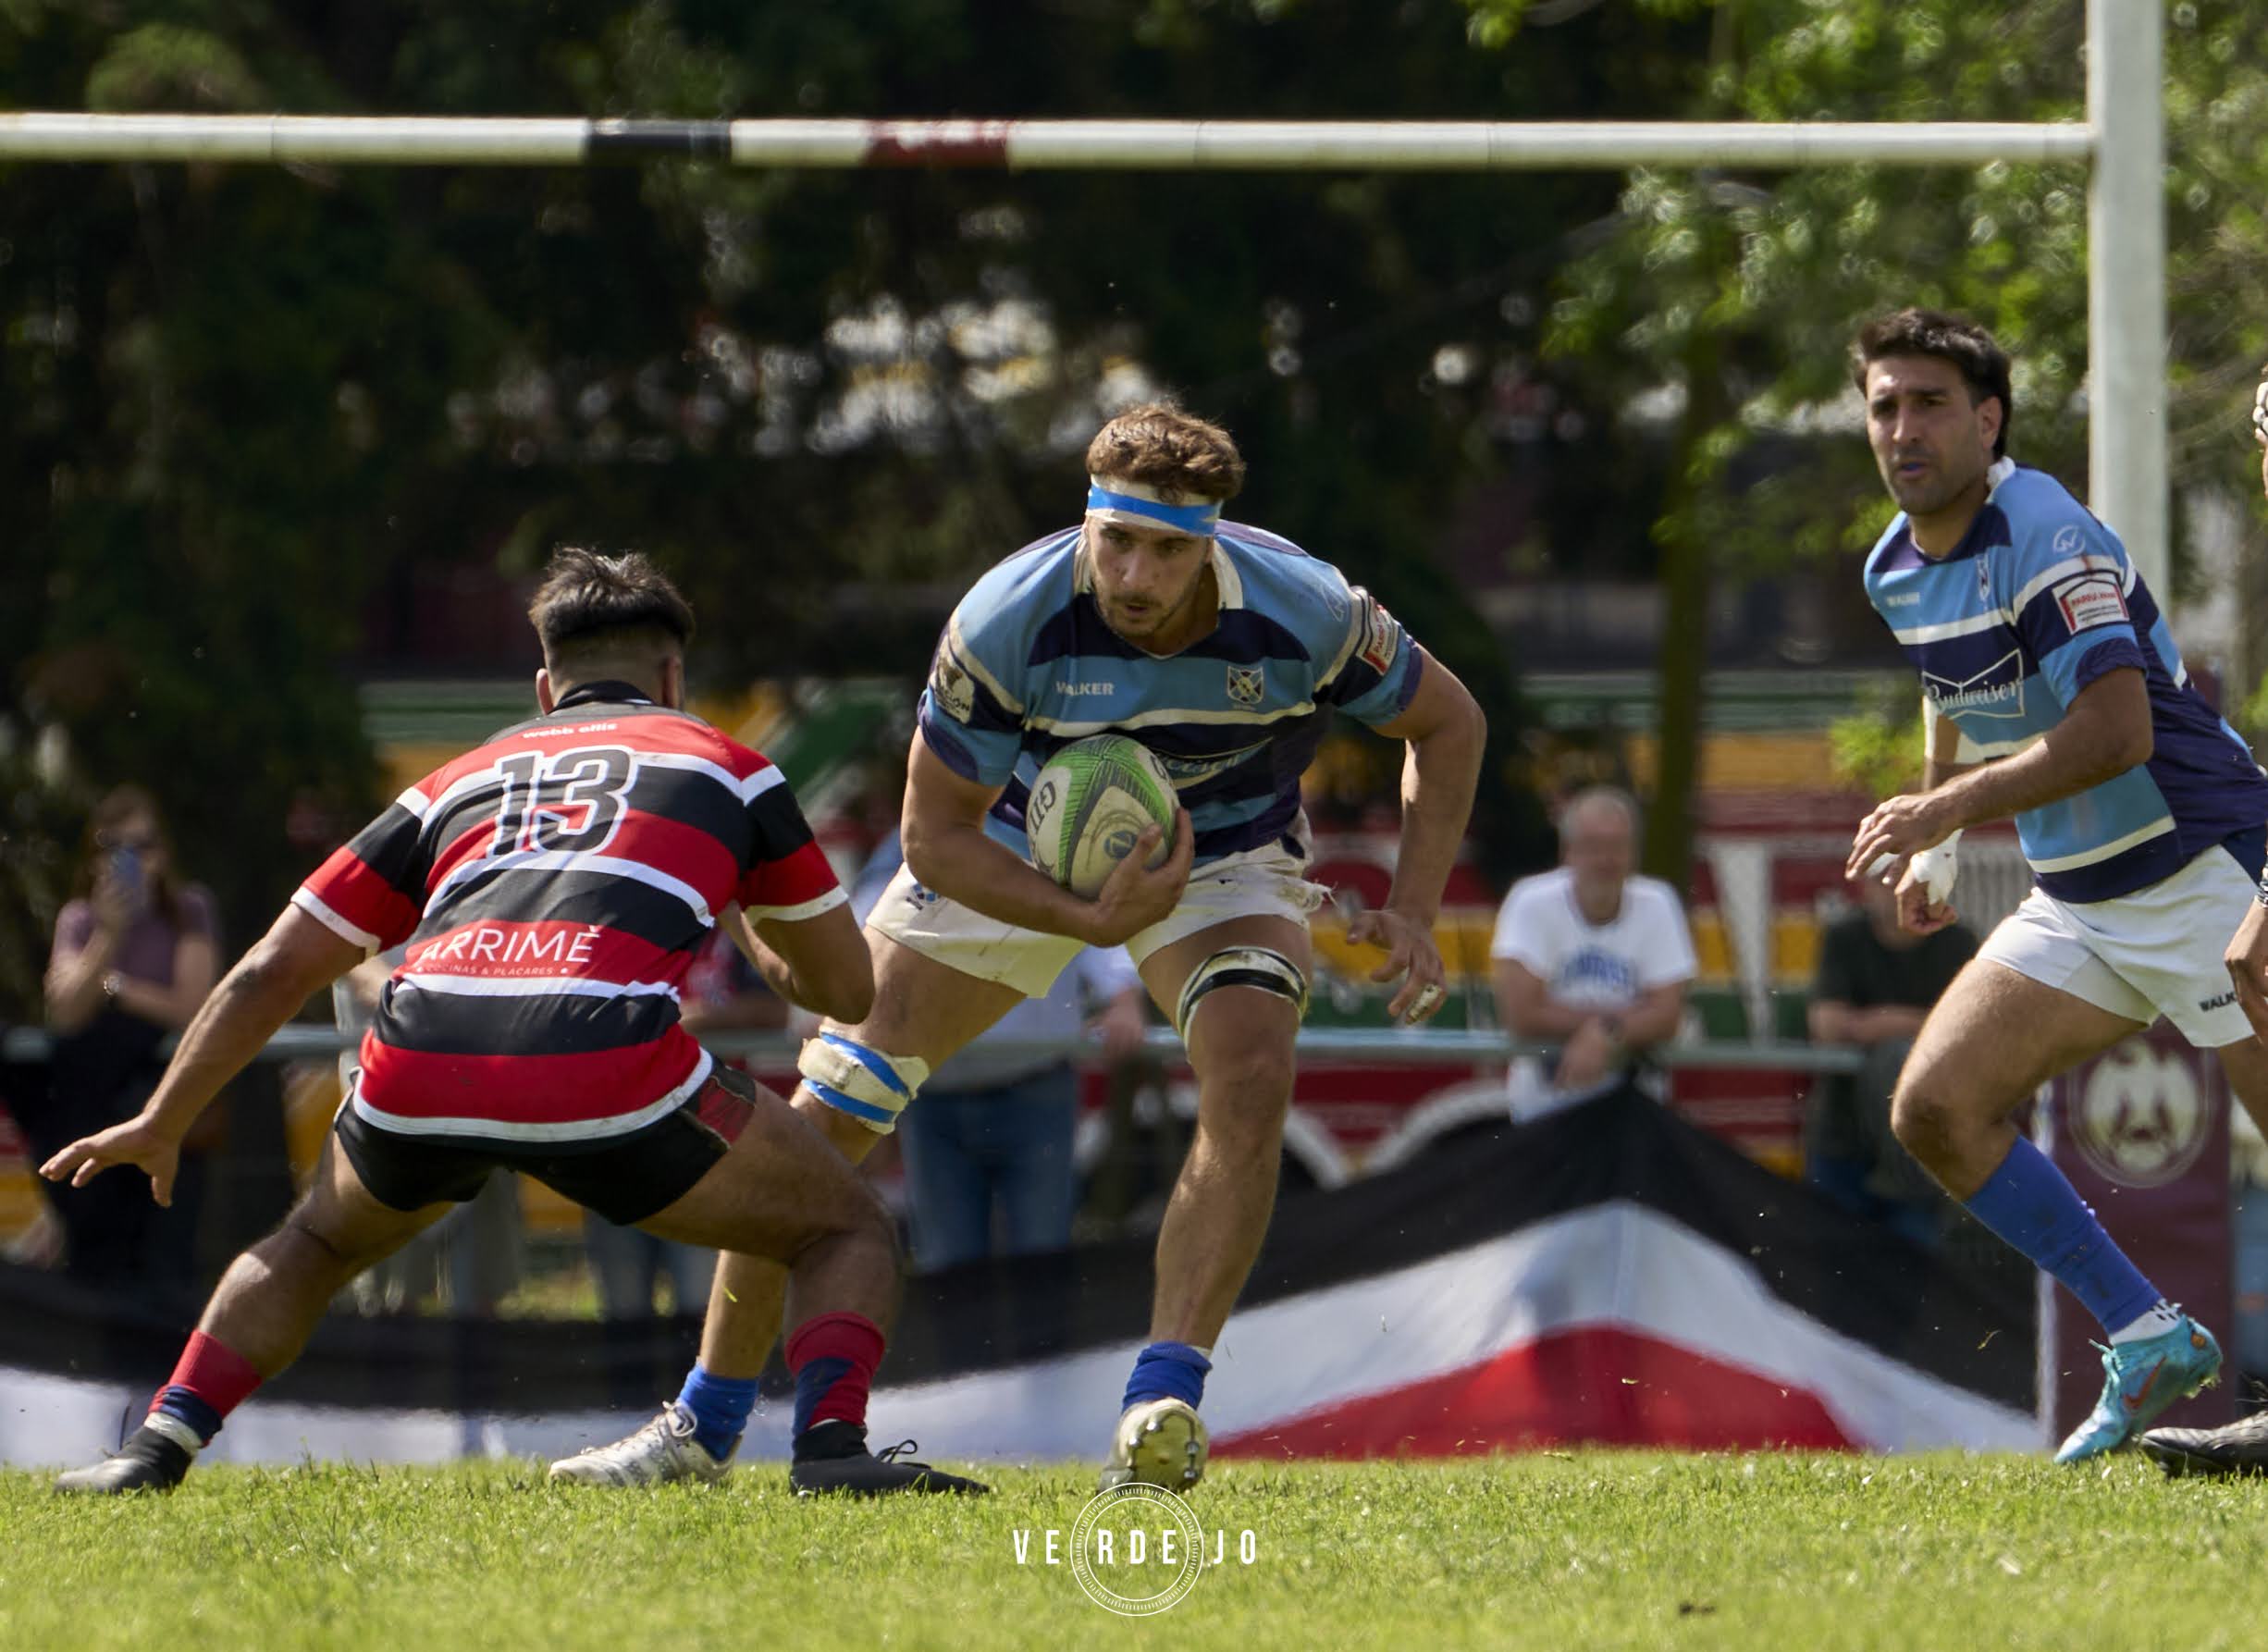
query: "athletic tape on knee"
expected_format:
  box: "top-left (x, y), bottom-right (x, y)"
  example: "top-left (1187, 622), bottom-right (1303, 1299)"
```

top-left (799, 1033), bottom-right (931, 1136)
top-left (1175, 945), bottom-right (1308, 1037)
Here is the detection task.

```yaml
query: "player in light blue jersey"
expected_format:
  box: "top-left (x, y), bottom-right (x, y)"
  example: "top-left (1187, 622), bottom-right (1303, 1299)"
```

top-left (558, 402), bottom-right (1486, 1492)
top-left (1844, 310), bottom-right (2268, 1465)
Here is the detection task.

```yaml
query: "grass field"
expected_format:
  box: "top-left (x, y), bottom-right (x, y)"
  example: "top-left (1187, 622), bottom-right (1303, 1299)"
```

top-left (6, 1451), bottom-right (2268, 1651)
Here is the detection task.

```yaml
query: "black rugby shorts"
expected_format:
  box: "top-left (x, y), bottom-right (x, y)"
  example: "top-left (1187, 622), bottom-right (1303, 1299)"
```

top-left (334, 1061), bottom-right (759, 1227)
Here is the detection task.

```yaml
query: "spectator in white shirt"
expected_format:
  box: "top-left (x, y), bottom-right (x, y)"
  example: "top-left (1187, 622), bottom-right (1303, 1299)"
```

top-left (1489, 787), bottom-right (1696, 1120)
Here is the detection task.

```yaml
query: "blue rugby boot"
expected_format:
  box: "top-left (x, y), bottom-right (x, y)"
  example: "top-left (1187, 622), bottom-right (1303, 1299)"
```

top-left (2053, 1313), bottom-right (2221, 1466)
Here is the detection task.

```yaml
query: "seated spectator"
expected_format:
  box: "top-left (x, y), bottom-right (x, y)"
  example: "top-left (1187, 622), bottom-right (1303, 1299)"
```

top-left (34, 785), bottom-right (220, 1300)
top-left (1490, 786), bottom-right (1695, 1122)
top-left (853, 830), bottom-right (1147, 1273)
top-left (1804, 873), bottom-right (1977, 1247)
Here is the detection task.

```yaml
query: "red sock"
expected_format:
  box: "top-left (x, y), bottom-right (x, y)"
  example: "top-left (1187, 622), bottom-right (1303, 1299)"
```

top-left (151, 1330), bottom-right (264, 1441)
top-left (784, 1312), bottom-right (885, 1437)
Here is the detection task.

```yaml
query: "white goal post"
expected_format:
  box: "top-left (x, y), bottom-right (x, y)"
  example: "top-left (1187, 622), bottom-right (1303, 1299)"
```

top-left (0, 0), bottom-right (2164, 586)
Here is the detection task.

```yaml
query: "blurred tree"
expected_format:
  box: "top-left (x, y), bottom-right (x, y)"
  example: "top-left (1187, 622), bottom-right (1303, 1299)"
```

top-left (4, 0), bottom-right (1714, 1003)
top-left (1828, 679), bottom-right (1926, 801)
top-left (1464, 0), bottom-right (2268, 873)
top-left (2, 3), bottom-right (493, 996)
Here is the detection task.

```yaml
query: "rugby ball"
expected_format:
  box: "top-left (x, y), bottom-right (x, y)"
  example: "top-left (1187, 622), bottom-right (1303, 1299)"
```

top-left (1025, 735), bottom-right (1178, 899)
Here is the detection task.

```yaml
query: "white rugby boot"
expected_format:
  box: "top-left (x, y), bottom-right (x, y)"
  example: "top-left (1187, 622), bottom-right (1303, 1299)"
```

top-left (1098, 1397), bottom-right (1209, 1492)
top-left (548, 1403), bottom-right (734, 1487)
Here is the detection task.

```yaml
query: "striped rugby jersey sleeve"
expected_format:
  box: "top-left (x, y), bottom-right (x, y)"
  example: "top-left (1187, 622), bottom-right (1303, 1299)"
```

top-left (1316, 582), bottom-right (1424, 726)
top-left (293, 786), bottom-right (437, 955)
top-left (737, 763), bottom-right (847, 922)
top-left (917, 595), bottom-right (1030, 788)
top-left (2001, 508), bottom-right (2148, 709)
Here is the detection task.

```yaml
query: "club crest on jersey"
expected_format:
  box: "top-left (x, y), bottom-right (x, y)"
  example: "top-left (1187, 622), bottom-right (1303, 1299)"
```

top-left (1922, 649), bottom-right (2027, 720)
top-left (929, 646), bottom-right (975, 723)
top-left (1226, 664), bottom-right (1265, 706)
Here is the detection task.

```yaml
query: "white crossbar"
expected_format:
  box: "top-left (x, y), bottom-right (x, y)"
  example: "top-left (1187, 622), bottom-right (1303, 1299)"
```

top-left (0, 113), bottom-right (2095, 169)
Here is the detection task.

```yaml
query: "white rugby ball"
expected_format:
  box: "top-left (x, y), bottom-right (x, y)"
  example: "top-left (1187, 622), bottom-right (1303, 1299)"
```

top-left (1025, 734), bottom-right (1178, 899)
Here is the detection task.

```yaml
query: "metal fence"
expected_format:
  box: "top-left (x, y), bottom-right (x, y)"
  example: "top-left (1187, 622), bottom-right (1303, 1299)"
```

top-left (1, 1023), bottom-right (1863, 1073)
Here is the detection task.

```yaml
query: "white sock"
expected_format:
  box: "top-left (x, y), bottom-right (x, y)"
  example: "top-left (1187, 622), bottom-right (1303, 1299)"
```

top-left (1189, 1345), bottom-right (1213, 1361)
top-left (142, 1411), bottom-right (206, 1456)
top-left (2107, 1301), bottom-right (2184, 1344)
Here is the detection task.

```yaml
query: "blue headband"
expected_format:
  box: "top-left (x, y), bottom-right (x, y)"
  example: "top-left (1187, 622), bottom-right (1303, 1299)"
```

top-left (1086, 484), bottom-right (1221, 536)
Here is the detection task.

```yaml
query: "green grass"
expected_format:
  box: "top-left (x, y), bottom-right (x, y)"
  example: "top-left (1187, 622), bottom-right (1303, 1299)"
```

top-left (7, 1452), bottom-right (2268, 1651)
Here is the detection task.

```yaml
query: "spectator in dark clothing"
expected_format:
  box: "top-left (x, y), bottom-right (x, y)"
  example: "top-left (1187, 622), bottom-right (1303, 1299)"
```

top-left (1806, 874), bottom-right (1978, 1248)
top-left (35, 785), bottom-right (220, 1298)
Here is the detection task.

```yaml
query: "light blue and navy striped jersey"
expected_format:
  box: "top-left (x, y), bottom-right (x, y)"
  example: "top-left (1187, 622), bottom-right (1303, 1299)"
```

top-left (1863, 458), bottom-right (2268, 903)
top-left (918, 522), bottom-right (1424, 867)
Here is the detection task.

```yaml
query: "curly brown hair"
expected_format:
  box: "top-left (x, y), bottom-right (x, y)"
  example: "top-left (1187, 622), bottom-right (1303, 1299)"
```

top-left (1085, 401), bottom-right (1247, 502)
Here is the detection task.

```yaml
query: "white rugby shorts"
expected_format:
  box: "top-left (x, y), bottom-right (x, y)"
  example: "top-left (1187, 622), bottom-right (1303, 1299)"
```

top-left (1978, 839), bottom-right (2259, 1048)
top-left (867, 832), bottom-right (1331, 999)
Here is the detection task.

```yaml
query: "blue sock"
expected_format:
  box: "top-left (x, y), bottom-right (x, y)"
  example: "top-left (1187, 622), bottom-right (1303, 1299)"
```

top-left (1123, 1342), bottom-right (1211, 1412)
top-left (1964, 1137), bottom-right (2160, 1334)
top-left (675, 1363), bottom-right (759, 1461)
top-left (153, 1385), bottom-right (226, 1446)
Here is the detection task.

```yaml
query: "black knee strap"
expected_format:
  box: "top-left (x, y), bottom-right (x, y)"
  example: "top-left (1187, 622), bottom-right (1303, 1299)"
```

top-left (1174, 944), bottom-right (1308, 1036)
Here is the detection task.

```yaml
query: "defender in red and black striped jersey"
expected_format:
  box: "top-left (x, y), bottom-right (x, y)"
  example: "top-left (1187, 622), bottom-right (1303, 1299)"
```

top-left (295, 679), bottom-right (843, 1144)
top-left (43, 549), bottom-right (985, 1501)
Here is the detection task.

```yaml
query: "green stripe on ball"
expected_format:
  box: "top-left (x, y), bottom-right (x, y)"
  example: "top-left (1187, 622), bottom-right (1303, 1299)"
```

top-left (1029, 735), bottom-right (1177, 895)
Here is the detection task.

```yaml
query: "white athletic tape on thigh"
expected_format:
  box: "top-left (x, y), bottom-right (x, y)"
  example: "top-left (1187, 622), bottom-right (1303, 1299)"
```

top-left (1175, 944), bottom-right (1309, 1037)
top-left (799, 1033), bottom-right (931, 1135)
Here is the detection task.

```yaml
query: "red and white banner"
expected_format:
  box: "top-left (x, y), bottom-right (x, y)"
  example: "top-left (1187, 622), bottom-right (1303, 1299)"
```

top-left (0, 1084), bottom-right (2039, 1468)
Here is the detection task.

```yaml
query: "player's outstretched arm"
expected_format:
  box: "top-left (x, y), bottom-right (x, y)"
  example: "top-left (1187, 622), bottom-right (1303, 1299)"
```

top-left (1360, 648), bottom-right (1487, 1023)
top-left (900, 730), bottom-right (1190, 948)
top-left (1847, 667), bottom-right (2151, 883)
top-left (38, 905), bottom-right (364, 1205)
top-left (727, 902), bottom-right (874, 1025)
